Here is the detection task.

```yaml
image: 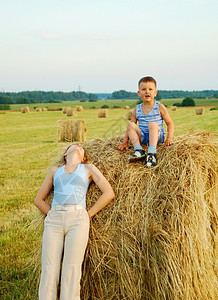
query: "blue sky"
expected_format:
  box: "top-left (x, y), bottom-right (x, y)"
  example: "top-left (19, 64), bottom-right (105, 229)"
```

top-left (0, 0), bottom-right (218, 92)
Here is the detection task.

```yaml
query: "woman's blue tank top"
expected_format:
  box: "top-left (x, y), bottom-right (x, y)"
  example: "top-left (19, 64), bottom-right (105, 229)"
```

top-left (136, 101), bottom-right (164, 134)
top-left (51, 164), bottom-right (89, 208)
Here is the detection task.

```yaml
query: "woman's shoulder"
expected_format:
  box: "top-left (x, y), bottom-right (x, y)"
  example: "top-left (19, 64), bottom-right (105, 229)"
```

top-left (50, 166), bottom-right (60, 175)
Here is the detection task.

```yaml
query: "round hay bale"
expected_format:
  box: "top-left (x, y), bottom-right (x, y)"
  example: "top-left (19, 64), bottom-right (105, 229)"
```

top-left (58, 119), bottom-right (87, 142)
top-left (29, 132), bottom-right (218, 300)
top-left (35, 108), bottom-right (42, 112)
top-left (66, 107), bottom-right (77, 117)
top-left (21, 106), bottom-right (30, 113)
top-left (98, 109), bottom-right (108, 118)
top-left (126, 110), bottom-right (133, 120)
top-left (171, 106), bottom-right (177, 111)
top-left (62, 107), bottom-right (68, 114)
top-left (124, 106), bottom-right (130, 109)
top-left (76, 105), bottom-right (84, 112)
top-left (42, 108), bottom-right (47, 112)
top-left (195, 107), bottom-right (204, 115)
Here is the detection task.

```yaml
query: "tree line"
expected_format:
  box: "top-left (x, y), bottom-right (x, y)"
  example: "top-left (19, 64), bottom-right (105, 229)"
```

top-left (110, 90), bottom-right (218, 100)
top-left (0, 91), bottom-right (98, 104)
top-left (0, 89), bottom-right (218, 105)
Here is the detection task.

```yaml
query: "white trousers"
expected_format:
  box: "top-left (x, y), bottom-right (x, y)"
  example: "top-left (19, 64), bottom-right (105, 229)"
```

top-left (39, 205), bottom-right (90, 300)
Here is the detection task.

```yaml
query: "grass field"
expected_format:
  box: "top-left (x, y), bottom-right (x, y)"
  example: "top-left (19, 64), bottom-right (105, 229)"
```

top-left (0, 105), bottom-right (218, 299)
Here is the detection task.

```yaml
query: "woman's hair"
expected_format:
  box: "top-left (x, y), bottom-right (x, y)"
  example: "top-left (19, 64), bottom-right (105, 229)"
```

top-left (58, 144), bottom-right (88, 166)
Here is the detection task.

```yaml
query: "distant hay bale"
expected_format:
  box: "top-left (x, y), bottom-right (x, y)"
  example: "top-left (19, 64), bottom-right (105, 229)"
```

top-left (42, 108), bottom-right (47, 111)
top-left (47, 107), bottom-right (60, 111)
top-left (62, 107), bottom-right (67, 114)
top-left (126, 110), bottom-right (133, 120)
top-left (124, 106), bottom-right (130, 109)
top-left (21, 107), bottom-right (30, 113)
top-left (29, 132), bottom-right (218, 300)
top-left (171, 106), bottom-right (177, 111)
top-left (76, 105), bottom-right (84, 112)
top-left (98, 109), bottom-right (108, 118)
top-left (195, 107), bottom-right (204, 115)
top-left (66, 107), bottom-right (77, 117)
top-left (35, 108), bottom-right (42, 112)
top-left (57, 119), bottom-right (87, 142)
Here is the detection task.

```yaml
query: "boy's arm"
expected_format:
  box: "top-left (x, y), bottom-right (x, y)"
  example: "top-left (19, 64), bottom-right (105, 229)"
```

top-left (159, 103), bottom-right (174, 146)
top-left (117, 108), bottom-right (137, 150)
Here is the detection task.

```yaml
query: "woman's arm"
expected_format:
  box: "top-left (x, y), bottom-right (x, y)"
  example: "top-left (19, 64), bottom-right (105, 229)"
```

top-left (34, 166), bottom-right (58, 215)
top-left (85, 164), bottom-right (115, 219)
top-left (159, 103), bottom-right (174, 146)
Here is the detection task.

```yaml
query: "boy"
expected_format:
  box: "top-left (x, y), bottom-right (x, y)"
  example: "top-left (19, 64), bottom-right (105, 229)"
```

top-left (117, 76), bottom-right (174, 167)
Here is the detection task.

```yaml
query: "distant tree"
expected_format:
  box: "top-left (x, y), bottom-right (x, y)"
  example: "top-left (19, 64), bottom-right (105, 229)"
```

top-left (213, 93), bottom-right (218, 98)
top-left (101, 104), bottom-right (109, 108)
top-left (0, 95), bottom-right (14, 104)
top-left (16, 97), bottom-right (30, 104)
top-left (181, 97), bottom-right (196, 107)
top-left (155, 92), bottom-right (162, 100)
top-left (173, 102), bottom-right (182, 107)
top-left (0, 104), bottom-right (10, 110)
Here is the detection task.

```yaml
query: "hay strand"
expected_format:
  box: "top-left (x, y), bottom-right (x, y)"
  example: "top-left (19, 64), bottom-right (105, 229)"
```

top-left (29, 132), bottom-right (218, 300)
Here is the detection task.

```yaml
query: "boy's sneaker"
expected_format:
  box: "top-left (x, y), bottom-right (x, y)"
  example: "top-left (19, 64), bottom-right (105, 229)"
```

top-left (145, 153), bottom-right (157, 167)
top-left (128, 149), bottom-right (146, 163)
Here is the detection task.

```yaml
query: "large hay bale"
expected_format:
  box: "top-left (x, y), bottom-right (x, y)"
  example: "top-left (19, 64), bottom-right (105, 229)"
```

top-left (58, 119), bottom-right (87, 142)
top-left (42, 108), bottom-right (47, 112)
top-left (126, 110), bottom-right (133, 120)
top-left (35, 108), bottom-right (42, 112)
top-left (195, 107), bottom-right (204, 115)
top-left (21, 106), bottom-right (30, 113)
top-left (171, 106), bottom-right (177, 111)
top-left (98, 109), bottom-right (108, 118)
top-left (76, 105), bottom-right (84, 112)
top-left (29, 132), bottom-right (217, 300)
top-left (124, 105), bottom-right (130, 109)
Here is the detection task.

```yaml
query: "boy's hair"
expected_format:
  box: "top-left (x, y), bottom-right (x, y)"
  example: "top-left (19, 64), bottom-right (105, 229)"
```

top-left (138, 76), bottom-right (157, 89)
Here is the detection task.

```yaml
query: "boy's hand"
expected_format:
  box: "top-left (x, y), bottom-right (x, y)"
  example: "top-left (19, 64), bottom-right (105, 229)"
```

top-left (117, 142), bottom-right (128, 151)
top-left (165, 137), bottom-right (173, 146)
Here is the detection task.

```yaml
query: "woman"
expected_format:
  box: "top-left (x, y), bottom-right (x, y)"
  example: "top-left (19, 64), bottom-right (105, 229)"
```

top-left (34, 144), bottom-right (115, 300)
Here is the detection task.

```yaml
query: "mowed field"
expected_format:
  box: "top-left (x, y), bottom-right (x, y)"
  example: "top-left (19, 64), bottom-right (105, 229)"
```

top-left (0, 99), bottom-right (218, 299)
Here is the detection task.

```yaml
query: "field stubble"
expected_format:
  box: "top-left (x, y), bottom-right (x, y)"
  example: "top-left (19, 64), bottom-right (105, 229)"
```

top-left (0, 106), bottom-right (217, 299)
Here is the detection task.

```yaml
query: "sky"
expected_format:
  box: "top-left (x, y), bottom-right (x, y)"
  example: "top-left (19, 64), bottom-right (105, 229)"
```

top-left (0, 0), bottom-right (218, 93)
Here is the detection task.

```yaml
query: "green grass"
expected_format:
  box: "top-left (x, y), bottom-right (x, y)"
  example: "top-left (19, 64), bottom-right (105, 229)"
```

top-left (0, 106), bottom-right (218, 299)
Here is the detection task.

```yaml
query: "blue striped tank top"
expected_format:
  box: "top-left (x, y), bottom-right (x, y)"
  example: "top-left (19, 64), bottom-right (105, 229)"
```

top-left (51, 164), bottom-right (89, 208)
top-left (136, 101), bottom-right (164, 134)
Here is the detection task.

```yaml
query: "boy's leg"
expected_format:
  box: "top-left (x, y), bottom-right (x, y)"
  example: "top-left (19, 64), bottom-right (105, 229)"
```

top-left (127, 122), bottom-right (141, 147)
top-left (127, 122), bottom-right (146, 162)
top-left (146, 122), bottom-right (159, 167)
top-left (148, 122), bottom-right (159, 150)
top-left (39, 211), bottom-right (64, 300)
